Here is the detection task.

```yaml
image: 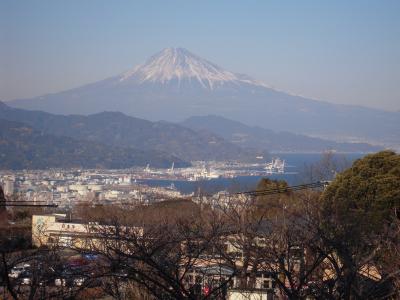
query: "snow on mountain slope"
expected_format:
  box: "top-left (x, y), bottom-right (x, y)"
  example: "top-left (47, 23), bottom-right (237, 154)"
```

top-left (119, 48), bottom-right (267, 89)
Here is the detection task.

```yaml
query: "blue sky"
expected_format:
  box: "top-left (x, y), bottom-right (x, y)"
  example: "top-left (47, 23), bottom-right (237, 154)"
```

top-left (1, 0), bottom-right (399, 111)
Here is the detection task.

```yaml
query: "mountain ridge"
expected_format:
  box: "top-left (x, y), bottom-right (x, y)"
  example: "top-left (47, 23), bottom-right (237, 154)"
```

top-left (0, 102), bottom-right (381, 156)
top-left (0, 118), bottom-right (188, 170)
top-left (181, 115), bottom-right (382, 153)
top-left (7, 48), bottom-right (400, 147)
top-left (0, 102), bottom-right (263, 162)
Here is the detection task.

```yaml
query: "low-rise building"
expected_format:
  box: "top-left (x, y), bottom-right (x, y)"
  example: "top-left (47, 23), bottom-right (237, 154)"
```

top-left (32, 214), bottom-right (143, 250)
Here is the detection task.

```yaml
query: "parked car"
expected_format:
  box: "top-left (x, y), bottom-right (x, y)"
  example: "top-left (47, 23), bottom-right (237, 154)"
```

top-left (19, 271), bottom-right (32, 285)
top-left (8, 263), bottom-right (31, 279)
top-left (54, 268), bottom-right (87, 287)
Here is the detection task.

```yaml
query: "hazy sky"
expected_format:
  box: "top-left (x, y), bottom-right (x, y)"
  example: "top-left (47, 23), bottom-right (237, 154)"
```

top-left (1, 0), bottom-right (399, 111)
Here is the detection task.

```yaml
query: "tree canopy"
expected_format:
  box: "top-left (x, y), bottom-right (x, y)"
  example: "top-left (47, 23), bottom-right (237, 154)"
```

top-left (322, 150), bottom-right (400, 231)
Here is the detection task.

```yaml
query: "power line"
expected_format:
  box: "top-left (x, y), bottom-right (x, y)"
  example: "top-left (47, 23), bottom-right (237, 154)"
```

top-left (2, 200), bottom-right (49, 203)
top-left (1, 185), bottom-right (58, 207)
top-left (237, 181), bottom-right (327, 196)
top-left (0, 181), bottom-right (328, 208)
top-left (194, 181), bottom-right (328, 198)
top-left (0, 203), bottom-right (58, 207)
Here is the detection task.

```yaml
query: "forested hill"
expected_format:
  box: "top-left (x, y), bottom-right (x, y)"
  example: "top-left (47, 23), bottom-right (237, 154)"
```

top-left (0, 119), bottom-right (188, 170)
top-left (0, 102), bottom-right (263, 162)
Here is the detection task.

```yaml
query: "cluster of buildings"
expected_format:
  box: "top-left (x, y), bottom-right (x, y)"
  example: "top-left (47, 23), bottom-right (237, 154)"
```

top-left (0, 169), bottom-right (187, 208)
top-left (30, 211), bottom-right (383, 300)
top-left (140, 160), bottom-right (274, 181)
top-left (0, 162), bottom-right (382, 300)
top-left (0, 160), bottom-right (284, 210)
top-left (31, 212), bottom-right (278, 299)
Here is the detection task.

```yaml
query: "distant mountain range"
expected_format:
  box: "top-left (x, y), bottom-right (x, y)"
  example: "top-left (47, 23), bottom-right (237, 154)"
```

top-left (0, 119), bottom-right (188, 170)
top-left (181, 115), bottom-right (382, 153)
top-left (7, 48), bottom-right (400, 147)
top-left (0, 102), bottom-right (263, 166)
top-left (0, 102), bottom-right (381, 170)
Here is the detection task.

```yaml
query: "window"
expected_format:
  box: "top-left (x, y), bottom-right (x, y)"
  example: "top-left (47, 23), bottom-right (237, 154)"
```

top-left (263, 280), bottom-right (271, 289)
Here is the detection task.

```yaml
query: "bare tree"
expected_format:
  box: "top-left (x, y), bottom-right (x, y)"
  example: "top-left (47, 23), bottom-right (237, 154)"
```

top-left (300, 151), bottom-right (350, 183)
top-left (66, 200), bottom-right (237, 299)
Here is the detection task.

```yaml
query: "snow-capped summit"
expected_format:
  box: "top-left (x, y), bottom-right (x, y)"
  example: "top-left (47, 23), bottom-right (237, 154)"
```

top-left (119, 47), bottom-right (266, 89)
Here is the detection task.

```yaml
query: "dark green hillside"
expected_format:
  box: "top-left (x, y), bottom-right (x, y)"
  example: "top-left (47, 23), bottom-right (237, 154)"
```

top-left (0, 102), bottom-right (260, 161)
top-left (0, 119), bottom-right (188, 170)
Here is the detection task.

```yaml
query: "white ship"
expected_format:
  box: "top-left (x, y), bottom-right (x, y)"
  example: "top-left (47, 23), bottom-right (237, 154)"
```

top-left (265, 158), bottom-right (285, 174)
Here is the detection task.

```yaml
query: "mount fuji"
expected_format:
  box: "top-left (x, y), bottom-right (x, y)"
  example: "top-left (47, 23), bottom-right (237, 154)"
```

top-left (8, 48), bottom-right (400, 147)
